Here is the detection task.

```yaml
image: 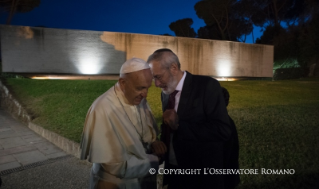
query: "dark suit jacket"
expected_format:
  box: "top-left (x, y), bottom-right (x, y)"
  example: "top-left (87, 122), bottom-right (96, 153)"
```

top-left (224, 116), bottom-right (240, 189)
top-left (161, 72), bottom-right (235, 189)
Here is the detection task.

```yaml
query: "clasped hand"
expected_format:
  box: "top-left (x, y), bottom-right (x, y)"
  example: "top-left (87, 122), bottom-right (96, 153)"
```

top-left (163, 109), bottom-right (179, 130)
top-left (151, 140), bottom-right (167, 156)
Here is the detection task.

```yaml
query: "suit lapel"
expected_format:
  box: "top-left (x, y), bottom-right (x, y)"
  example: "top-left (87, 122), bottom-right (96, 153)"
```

top-left (161, 92), bottom-right (169, 112)
top-left (177, 71), bottom-right (192, 117)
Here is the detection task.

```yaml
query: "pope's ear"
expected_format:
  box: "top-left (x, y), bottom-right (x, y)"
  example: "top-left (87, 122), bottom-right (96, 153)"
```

top-left (119, 77), bottom-right (126, 88)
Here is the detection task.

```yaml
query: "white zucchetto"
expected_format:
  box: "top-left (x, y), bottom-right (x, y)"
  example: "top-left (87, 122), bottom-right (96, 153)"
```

top-left (120, 58), bottom-right (150, 75)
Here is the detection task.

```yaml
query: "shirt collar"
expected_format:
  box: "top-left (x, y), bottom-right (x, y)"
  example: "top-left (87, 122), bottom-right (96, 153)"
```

top-left (175, 71), bottom-right (186, 92)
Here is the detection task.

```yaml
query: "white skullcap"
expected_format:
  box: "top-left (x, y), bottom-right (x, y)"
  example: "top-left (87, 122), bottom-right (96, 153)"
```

top-left (120, 58), bottom-right (150, 74)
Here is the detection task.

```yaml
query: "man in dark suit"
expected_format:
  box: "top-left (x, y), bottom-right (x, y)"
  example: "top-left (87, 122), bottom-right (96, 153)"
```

top-left (147, 48), bottom-right (236, 189)
top-left (221, 87), bottom-right (240, 189)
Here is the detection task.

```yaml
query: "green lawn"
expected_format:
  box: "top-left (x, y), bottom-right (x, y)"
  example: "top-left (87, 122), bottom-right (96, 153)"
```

top-left (3, 78), bottom-right (319, 188)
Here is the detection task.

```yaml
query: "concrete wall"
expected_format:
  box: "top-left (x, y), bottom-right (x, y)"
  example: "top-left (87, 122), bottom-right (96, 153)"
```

top-left (1, 25), bottom-right (274, 77)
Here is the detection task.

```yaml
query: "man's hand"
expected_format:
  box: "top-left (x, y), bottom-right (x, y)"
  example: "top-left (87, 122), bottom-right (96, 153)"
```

top-left (151, 140), bottom-right (167, 156)
top-left (163, 109), bottom-right (179, 130)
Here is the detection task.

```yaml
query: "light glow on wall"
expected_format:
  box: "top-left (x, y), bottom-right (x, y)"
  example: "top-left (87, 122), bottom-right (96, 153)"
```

top-left (32, 76), bottom-right (57, 79)
top-left (215, 77), bottom-right (238, 81)
top-left (216, 59), bottom-right (232, 77)
top-left (31, 76), bottom-right (73, 80)
top-left (77, 55), bottom-right (102, 75)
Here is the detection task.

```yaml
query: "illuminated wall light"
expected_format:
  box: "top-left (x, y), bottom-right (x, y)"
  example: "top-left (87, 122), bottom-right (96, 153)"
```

top-left (215, 77), bottom-right (238, 81)
top-left (31, 76), bottom-right (69, 80)
top-left (216, 59), bottom-right (232, 77)
top-left (77, 56), bottom-right (102, 75)
top-left (32, 76), bottom-right (50, 79)
top-left (217, 77), bottom-right (227, 81)
top-left (32, 76), bottom-right (65, 80)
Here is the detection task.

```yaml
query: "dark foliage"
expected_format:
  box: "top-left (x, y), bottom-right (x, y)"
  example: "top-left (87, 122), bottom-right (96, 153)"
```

top-left (0, 0), bottom-right (41, 24)
top-left (169, 18), bottom-right (197, 38)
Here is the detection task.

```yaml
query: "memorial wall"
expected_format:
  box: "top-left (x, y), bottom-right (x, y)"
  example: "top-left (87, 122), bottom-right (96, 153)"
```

top-left (0, 25), bottom-right (274, 77)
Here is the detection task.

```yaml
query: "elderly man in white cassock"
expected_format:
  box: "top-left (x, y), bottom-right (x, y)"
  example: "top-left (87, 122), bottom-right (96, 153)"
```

top-left (80, 58), bottom-right (167, 189)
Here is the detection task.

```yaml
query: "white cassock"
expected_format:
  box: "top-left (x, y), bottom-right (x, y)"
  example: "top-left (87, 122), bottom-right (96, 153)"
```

top-left (80, 82), bottom-right (159, 189)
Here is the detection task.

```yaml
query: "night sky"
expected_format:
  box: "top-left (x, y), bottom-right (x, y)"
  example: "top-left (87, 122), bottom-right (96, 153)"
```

top-left (0, 0), bottom-right (262, 44)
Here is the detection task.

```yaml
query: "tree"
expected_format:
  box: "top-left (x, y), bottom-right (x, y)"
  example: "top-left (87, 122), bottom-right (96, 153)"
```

top-left (197, 25), bottom-right (220, 40)
top-left (195, 0), bottom-right (233, 40)
top-left (194, 0), bottom-right (252, 41)
top-left (169, 18), bottom-right (196, 38)
top-left (297, 10), bottom-right (319, 73)
top-left (255, 24), bottom-right (286, 44)
top-left (233, 0), bottom-right (263, 43)
top-left (243, 0), bottom-right (308, 28)
top-left (256, 0), bottom-right (319, 76)
top-left (160, 33), bottom-right (173, 36)
top-left (0, 0), bottom-right (41, 24)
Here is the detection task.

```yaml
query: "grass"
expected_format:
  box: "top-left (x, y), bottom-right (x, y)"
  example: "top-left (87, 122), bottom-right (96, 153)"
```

top-left (3, 78), bottom-right (319, 188)
top-left (221, 79), bottom-right (319, 188)
top-left (4, 79), bottom-right (117, 142)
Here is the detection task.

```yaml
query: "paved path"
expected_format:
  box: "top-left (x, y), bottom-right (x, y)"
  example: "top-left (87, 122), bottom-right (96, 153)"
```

top-left (0, 108), bottom-right (92, 188)
top-left (0, 108), bottom-right (67, 171)
top-left (1, 156), bottom-right (91, 189)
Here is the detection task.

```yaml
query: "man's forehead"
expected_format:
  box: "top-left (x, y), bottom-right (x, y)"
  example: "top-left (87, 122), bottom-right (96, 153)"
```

top-left (149, 62), bottom-right (165, 73)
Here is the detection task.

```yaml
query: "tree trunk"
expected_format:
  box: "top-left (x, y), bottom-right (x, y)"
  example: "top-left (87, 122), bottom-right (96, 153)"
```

top-left (6, 0), bottom-right (19, 25)
top-left (211, 13), bottom-right (226, 40)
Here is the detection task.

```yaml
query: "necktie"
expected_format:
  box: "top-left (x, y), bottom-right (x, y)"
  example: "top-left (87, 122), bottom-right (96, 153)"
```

top-left (167, 90), bottom-right (179, 110)
top-left (162, 90), bottom-right (178, 153)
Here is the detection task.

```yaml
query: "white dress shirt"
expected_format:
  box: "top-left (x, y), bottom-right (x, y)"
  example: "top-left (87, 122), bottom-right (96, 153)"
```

top-left (169, 71), bottom-right (186, 165)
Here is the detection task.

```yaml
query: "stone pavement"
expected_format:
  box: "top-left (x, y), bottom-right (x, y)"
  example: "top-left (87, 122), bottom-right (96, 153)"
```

top-left (0, 108), bottom-right (92, 189)
top-left (1, 155), bottom-right (91, 189)
top-left (0, 107), bottom-right (163, 189)
top-left (0, 108), bottom-right (67, 172)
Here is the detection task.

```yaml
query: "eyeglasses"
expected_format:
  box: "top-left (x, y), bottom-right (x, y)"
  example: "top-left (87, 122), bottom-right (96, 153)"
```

top-left (153, 69), bottom-right (168, 82)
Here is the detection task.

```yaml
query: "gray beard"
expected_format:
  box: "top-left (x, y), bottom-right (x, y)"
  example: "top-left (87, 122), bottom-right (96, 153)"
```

top-left (162, 76), bottom-right (178, 94)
